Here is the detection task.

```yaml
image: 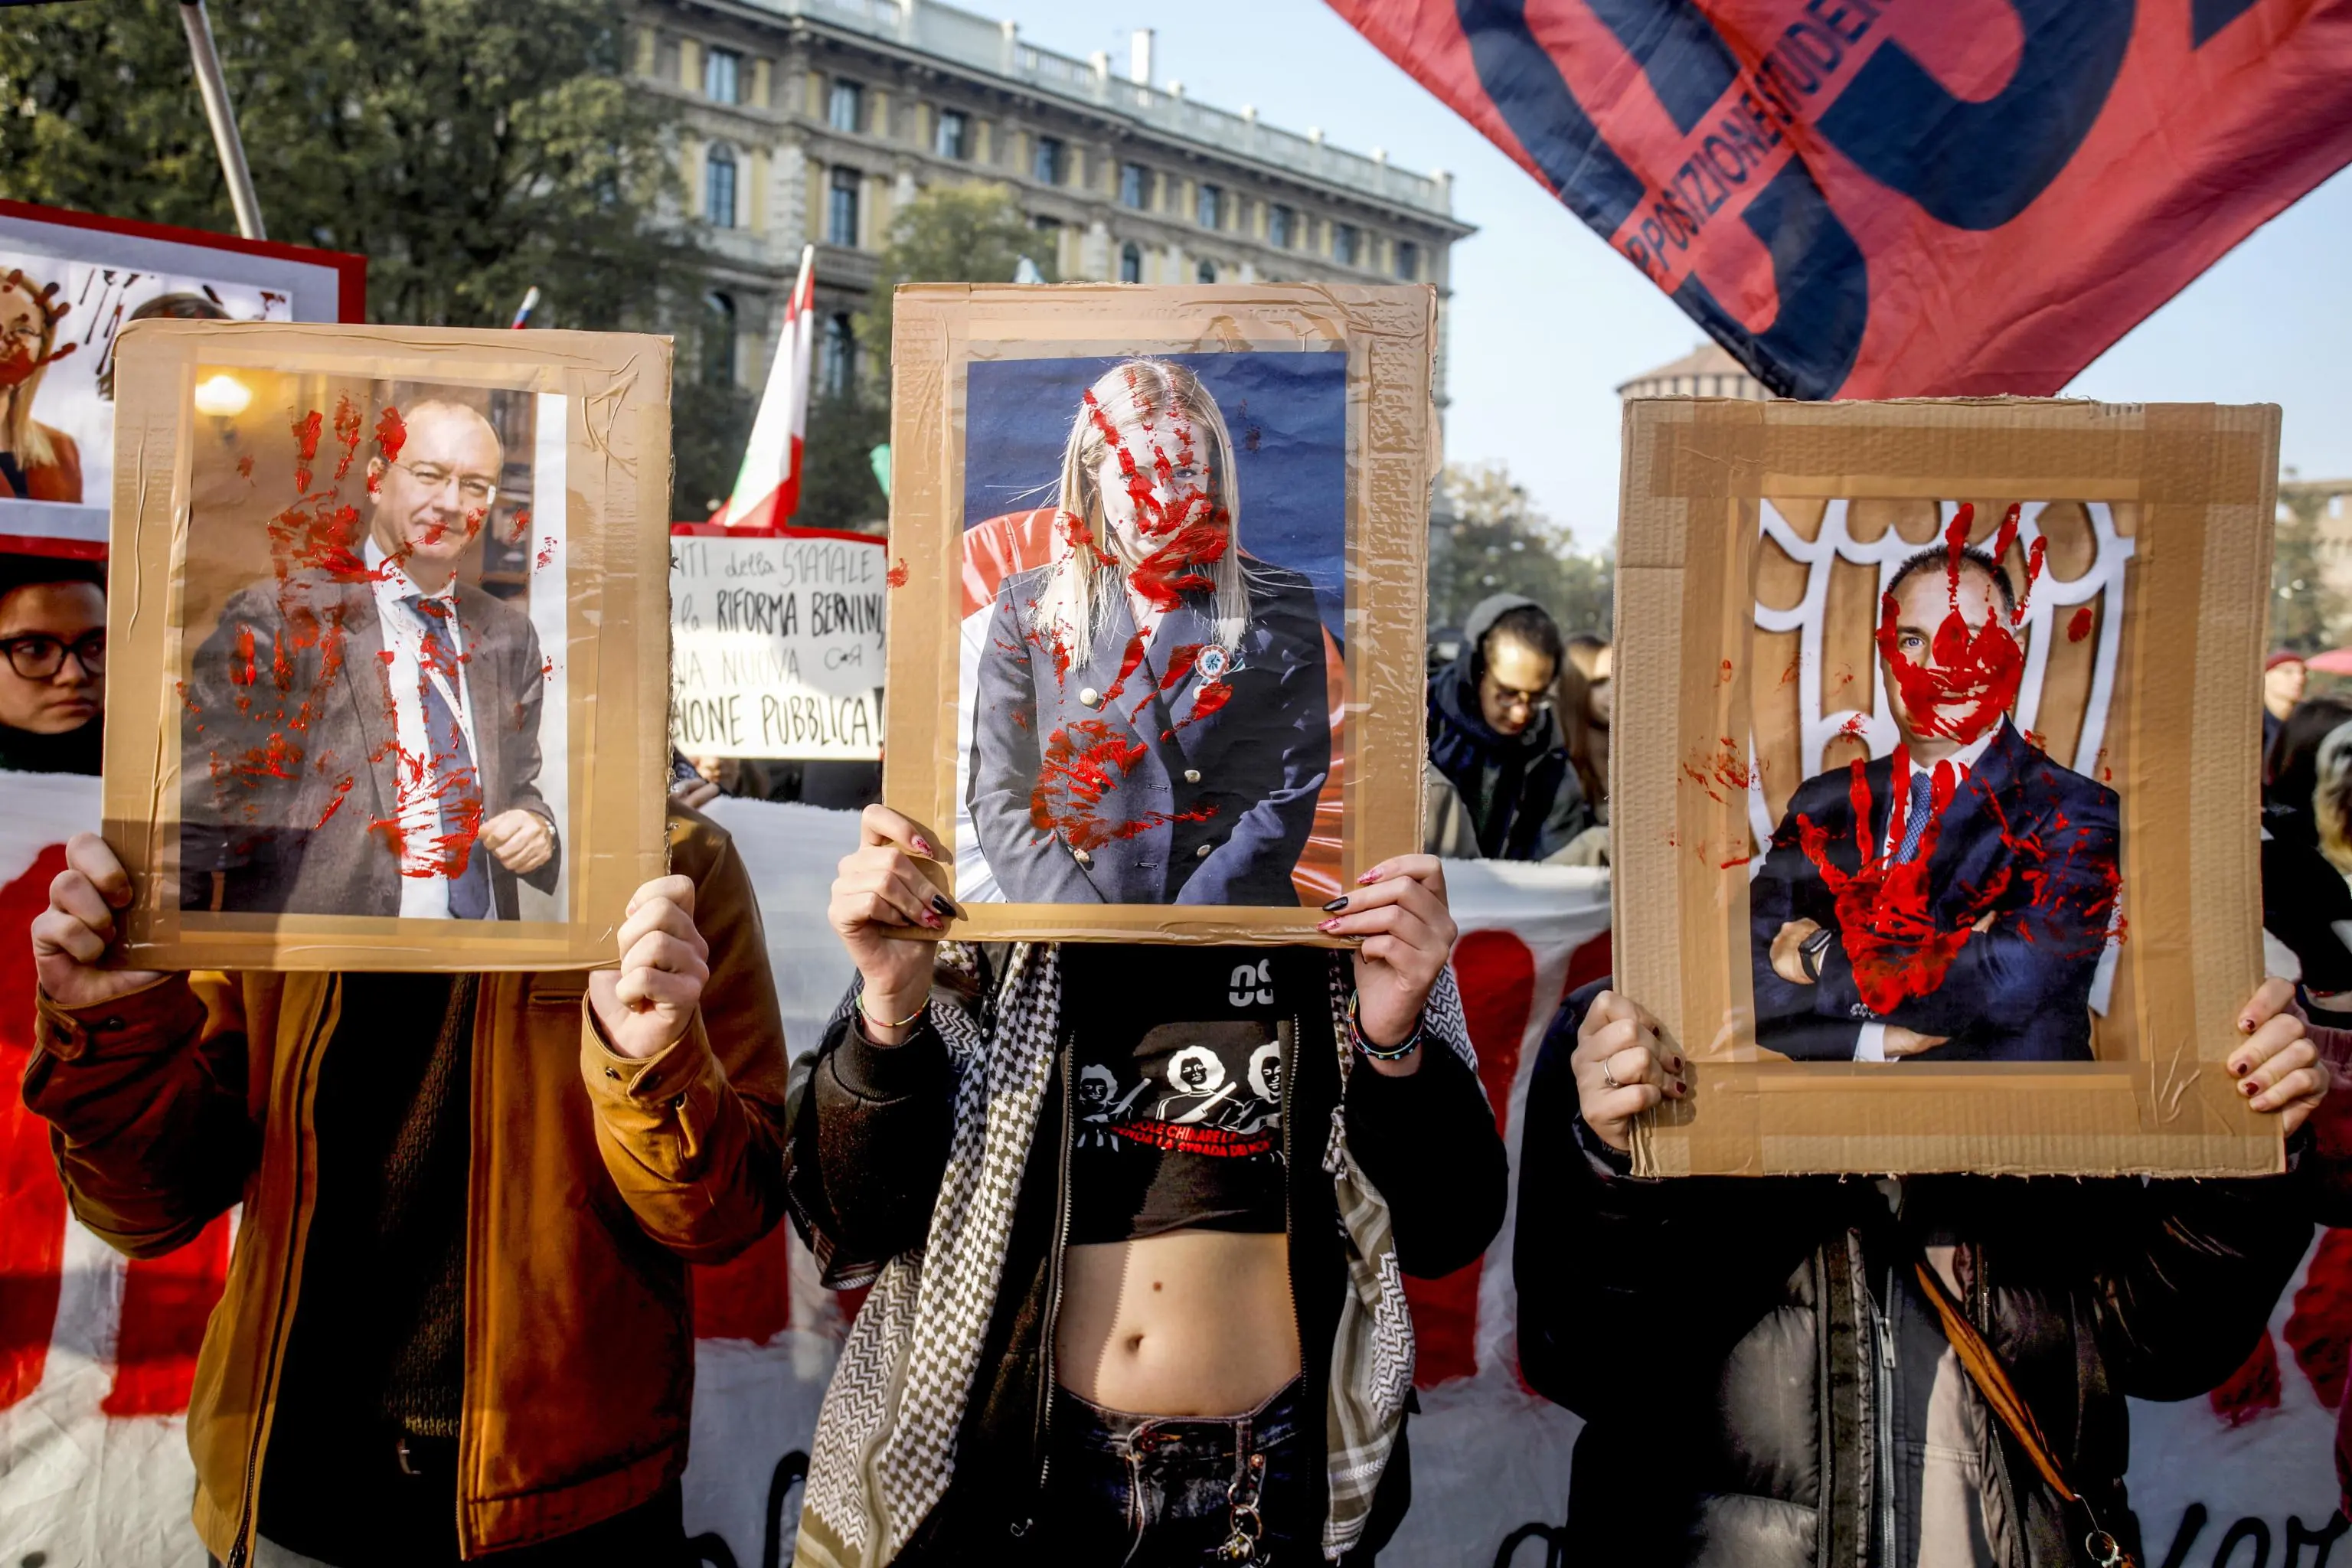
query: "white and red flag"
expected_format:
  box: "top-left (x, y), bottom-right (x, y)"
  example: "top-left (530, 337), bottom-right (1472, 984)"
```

top-left (714, 243), bottom-right (815, 531)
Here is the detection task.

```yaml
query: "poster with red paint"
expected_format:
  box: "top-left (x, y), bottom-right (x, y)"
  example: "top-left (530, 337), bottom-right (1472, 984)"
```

top-left (1615, 396), bottom-right (2280, 1176)
top-left (1326, 0), bottom-right (2352, 400)
top-left (0, 199), bottom-right (364, 559)
top-left (885, 284), bottom-right (1433, 943)
top-left (98, 320), bottom-right (672, 971)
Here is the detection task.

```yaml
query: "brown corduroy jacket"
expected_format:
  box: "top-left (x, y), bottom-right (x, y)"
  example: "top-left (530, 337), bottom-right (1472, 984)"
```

top-left (23, 808), bottom-right (790, 1566)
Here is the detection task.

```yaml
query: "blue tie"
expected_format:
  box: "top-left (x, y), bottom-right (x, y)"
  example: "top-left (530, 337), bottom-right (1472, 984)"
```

top-left (404, 595), bottom-right (492, 920)
top-left (1894, 769), bottom-right (1935, 865)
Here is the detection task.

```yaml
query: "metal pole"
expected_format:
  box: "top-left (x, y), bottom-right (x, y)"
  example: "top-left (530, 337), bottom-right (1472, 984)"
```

top-left (178, 0), bottom-right (266, 240)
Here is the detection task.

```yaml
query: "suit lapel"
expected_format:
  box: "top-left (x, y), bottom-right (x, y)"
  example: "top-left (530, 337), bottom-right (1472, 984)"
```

top-left (332, 579), bottom-right (400, 822)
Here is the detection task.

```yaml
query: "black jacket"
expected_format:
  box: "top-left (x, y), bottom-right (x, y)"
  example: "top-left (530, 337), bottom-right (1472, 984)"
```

top-left (786, 946), bottom-right (1510, 1562)
top-left (1517, 982), bottom-right (2314, 1568)
top-left (1750, 721), bottom-right (2120, 1063)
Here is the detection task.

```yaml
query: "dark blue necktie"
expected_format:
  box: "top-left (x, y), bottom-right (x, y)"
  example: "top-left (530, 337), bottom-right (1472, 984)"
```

top-left (404, 595), bottom-right (491, 920)
top-left (1894, 769), bottom-right (1935, 865)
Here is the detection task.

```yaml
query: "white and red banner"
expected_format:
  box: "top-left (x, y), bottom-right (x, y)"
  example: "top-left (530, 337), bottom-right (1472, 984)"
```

top-left (712, 245), bottom-right (816, 534)
top-left (1, 778), bottom-right (2344, 1564)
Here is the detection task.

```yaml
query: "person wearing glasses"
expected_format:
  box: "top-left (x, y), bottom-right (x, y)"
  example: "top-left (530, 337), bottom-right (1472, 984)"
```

top-left (181, 397), bottom-right (559, 919)
top-left (1423, 593), bottom-right (1593, 861)
top-left (0, 554), bottom-right (105, 773)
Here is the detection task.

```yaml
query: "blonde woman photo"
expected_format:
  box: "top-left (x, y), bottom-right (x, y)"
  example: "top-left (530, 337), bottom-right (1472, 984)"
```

top-left (967, 358), bottom-right (1331, 905)
top-left (0, 268), bottom-right (83, 503)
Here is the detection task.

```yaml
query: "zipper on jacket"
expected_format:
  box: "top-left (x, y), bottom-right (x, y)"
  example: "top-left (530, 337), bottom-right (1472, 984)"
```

top-left (1032, 1031), bottom-right (1078, 1501)
top-left (1875, 1261), bottom-right (1900, 1568)
top-left (226, 986), bottom-right (340, 1568)
top-left (1282, 1011), bottom-right (1302, 1406)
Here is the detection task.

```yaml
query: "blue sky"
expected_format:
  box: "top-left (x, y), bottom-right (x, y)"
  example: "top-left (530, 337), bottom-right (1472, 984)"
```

top-left (991, 0), bottom-right (2352, 547)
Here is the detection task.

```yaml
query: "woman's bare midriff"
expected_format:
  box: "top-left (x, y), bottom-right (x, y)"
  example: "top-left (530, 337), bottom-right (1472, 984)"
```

top-left (1055, 1230), bottom-right (1301, 1417)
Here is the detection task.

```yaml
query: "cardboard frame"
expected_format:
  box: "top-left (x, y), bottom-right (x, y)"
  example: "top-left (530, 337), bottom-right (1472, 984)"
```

top-left (885, 284), bottom-right (1436, 944)
top-left (103, 321), bottom-right (672, 970)
top-left (1616, 397), bottom-right (2281, 1177)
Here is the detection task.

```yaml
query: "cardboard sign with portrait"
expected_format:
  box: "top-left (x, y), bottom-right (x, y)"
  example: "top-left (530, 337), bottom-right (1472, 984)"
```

top-left (1615, 397), bottom-right (2280, 1177)
top-left (101, 321), bottom-right (671, 970)
top-left (884, 284), bottom-right (1436, 943)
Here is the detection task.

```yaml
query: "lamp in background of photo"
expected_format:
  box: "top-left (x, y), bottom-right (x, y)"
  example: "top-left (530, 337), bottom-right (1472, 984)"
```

top-left (191, 371), bottom-right (250, 448)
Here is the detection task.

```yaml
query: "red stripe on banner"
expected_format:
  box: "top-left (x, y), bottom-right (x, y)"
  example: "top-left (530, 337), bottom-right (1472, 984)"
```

top-left (101, 1213), bottom-right (231, 1416)
top-left (0, 844), bottom-right (71, 1410)
top-left (1406, 929), bottom-right (1535, 1387)
top-left (1563, 929), bottom-right (1613, 999)
top-left (692, 1221), bottom-right (796, 1344)
top-left (2286, 1227), bottom-right (2352, 1411)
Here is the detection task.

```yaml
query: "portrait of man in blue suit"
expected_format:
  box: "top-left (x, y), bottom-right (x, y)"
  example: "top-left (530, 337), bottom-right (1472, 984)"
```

top-left (964, 356), bottom-right (1334, 906)
top-left (1749, 540), bottom-right (2122, 1063)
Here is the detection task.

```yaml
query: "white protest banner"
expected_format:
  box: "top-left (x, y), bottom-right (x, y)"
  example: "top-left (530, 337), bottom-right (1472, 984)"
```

top-left (668, 527), bottom-right (887, 760)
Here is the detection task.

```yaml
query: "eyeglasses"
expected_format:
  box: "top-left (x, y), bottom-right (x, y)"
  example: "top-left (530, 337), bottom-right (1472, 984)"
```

top-left (1491, 684), bottom-right (1553, 714)
top-left (389, 459), bottom-right (499, 508)
top-left (2, 630), bottom-right (105, 680)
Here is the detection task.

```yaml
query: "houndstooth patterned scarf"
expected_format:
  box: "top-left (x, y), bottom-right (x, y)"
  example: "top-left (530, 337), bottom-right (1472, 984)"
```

top-left (793, 942), bottom-right (1478, 1568)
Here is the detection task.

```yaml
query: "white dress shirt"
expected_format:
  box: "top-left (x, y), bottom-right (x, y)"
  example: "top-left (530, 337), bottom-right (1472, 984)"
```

top-left (366, 540), bottom-right (481, 920)
top-left (1853, 720), bottom-right (2004, 1063)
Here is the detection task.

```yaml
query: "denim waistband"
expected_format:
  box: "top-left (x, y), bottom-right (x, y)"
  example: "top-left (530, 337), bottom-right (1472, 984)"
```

top-left (1053, 1377), bottom-right (1305, 1460)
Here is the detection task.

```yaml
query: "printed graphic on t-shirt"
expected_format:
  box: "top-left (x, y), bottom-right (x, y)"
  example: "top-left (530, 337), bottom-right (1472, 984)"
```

top-left (1077, 1020), bottom-right (1284, 1159)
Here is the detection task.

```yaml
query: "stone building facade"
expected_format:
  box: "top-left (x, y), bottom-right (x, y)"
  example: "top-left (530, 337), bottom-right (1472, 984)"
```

top-left (635, 0), bottom-right (1472, 402)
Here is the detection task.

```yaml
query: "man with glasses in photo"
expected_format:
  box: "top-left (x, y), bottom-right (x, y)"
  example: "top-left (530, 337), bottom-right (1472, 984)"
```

top-left (181, 395), bottom-right (559, 918)
top-left (1423, 592), bottom-right (1595, 860)
top-left (0, 553), bottom-right (105, 773)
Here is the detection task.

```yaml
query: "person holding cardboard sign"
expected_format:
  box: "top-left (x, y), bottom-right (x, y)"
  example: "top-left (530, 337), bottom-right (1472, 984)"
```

top-left (966, 358), bottom-right (1331, 906)
top-left (1516, 978), bottom-right (2327, 1568)
top-left (25, 808), bottom-right (791, 1568)
top-left (780, 804), bottom-right (1506, 1565)
top-left (1749, 526), bottom-right (2122, 1063)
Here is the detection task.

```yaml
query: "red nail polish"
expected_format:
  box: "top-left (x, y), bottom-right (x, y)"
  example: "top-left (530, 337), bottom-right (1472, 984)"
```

top-left (2243, 1080), bottom-right (2259, 1096)
top-left (2232, 1060), bottom-right (2249, 1076)
top-left (913, 836), bottom-right (934, 858)
top-left (1357, 871), bottom-right (1379, 886)
top-left (2240, 1018), bottom-right (2256, 1033)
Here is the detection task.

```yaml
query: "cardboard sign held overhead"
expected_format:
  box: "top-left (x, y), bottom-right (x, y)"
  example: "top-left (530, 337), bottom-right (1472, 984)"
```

top-left (1615, 397), bottom-right (2278, 1178)
top-left (884, 283), bottom-right (1436, 945)
top-left (103, 321), bottom-right (671, 971)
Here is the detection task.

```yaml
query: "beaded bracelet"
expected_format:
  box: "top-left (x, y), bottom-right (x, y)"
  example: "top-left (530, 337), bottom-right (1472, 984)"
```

top-left (1348, 993), bottom-right (1423, 1062)
top-left (858, 991), bottom-right (929, 1032)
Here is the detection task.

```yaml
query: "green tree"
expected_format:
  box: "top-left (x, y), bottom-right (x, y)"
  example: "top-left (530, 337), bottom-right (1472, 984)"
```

top-left (1430, 461), bottom-right (1614, 637)
top-left (2274, 475), bottom-right (2349, 654)
top-left (1, 0), bottom-right (695, 332)
top-left (854, 181), bottom-right (1053, 371)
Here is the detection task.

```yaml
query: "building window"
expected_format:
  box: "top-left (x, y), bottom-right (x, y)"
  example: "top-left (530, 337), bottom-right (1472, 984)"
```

top-left (1196, 183), bottom-right (1222, 230)
top-left (1196, 260), bottom-right (1217, 284)
top-left (1396, 239), bottom-right (1419, 281)
top-left (1119, 162), bottom-right (1147, 209)
top-left (704, 47), bottom-right (740, 104)
top-left (934, 108), bottom-right (969, 160)
top-left (821, 312), bottom-right (854, 396)
top-left (828, 79), bottom-right (864, 133)
top-left (1033, 135), bottom-right (1064, 186)
top-left (655, 35), bottom-right (681, 83)
top-left (703, 292), bottom-right (737, 386)
top-left (704, 144), bottom-right (737, 227)
top-left (1334, 223), bottom-right (1361, 266)
top-left (828, 167), bottom-right (860, 247)
top-left (1267, 204), bottom-right (1292, 250)
top-left (1119, 243), bottom-right (1142, 283)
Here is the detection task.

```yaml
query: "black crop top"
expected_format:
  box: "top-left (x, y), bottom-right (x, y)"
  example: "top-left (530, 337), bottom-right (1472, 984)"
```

top-left (1060, 944), bottom-right (1315, 1246)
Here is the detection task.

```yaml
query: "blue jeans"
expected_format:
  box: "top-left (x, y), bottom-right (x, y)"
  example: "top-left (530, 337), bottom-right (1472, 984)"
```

top-left (1043, 1377), bottom-right (1313, 1565)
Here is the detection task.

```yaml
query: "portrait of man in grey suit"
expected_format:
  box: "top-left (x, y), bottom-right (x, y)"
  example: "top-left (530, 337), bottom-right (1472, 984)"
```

top-left (179, 395), bottom-right (560, 920)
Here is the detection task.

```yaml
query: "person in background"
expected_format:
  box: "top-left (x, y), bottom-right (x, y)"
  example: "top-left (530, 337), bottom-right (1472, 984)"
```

top-left (26, 808), bottom-right (792, 1568)
top-left (2266, 651), bottom-right (2309, 758)
top-left (1424, 593), bottom-right (1593, 861)
top-left (671, 753), bottom-right (774, 808)
top-left (1518, 976), bottom-right (2328, 1568)
top-left (0, 554), bottom-right (104, 774)
top-left (1562, 633), bottom-right (1612, 812)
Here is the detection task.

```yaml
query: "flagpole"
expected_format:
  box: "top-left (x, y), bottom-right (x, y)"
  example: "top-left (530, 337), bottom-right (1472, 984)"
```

top-left (178, 0), bottom-right (266, 241)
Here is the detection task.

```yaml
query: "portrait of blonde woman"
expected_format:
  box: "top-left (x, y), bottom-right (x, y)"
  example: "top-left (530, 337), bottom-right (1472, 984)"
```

top-left (965, 357), bottom-right (1332, 906)
top-left (0, 268), bottom-right (83, 503)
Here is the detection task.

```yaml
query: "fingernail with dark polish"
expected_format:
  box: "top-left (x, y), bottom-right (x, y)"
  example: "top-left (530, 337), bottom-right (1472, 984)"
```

top-left (1322, 896), bottom-right (1351, 913)
top-left (2243, 1080), bottom-right (2259, 1096)
top-left (912, 836), bottom-right (934, 858)
top-left (1357, 870), bottom-right (1380, 885)
top-left (2241, 1018), bottom-right (2256, 1033)
top-left (2233, 1060), bottom-right (2249, 1076)
top-left (932, 894), bottom-right (960, 920)
top-left (1671, 1057), bottom-right (1684, 1073)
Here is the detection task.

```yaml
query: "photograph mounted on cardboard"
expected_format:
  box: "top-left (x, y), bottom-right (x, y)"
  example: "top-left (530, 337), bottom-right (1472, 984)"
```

top-left (1615, 397), bottom-right (2279, 1178)
top-left (102, 320), bottom-right (672, 970)
top-left (885, 284), bottom-right (1435, 943)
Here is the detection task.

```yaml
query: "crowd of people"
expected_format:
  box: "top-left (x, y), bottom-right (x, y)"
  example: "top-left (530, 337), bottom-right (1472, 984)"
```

top-left (17, 553), bottom-right (2351, 1568)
